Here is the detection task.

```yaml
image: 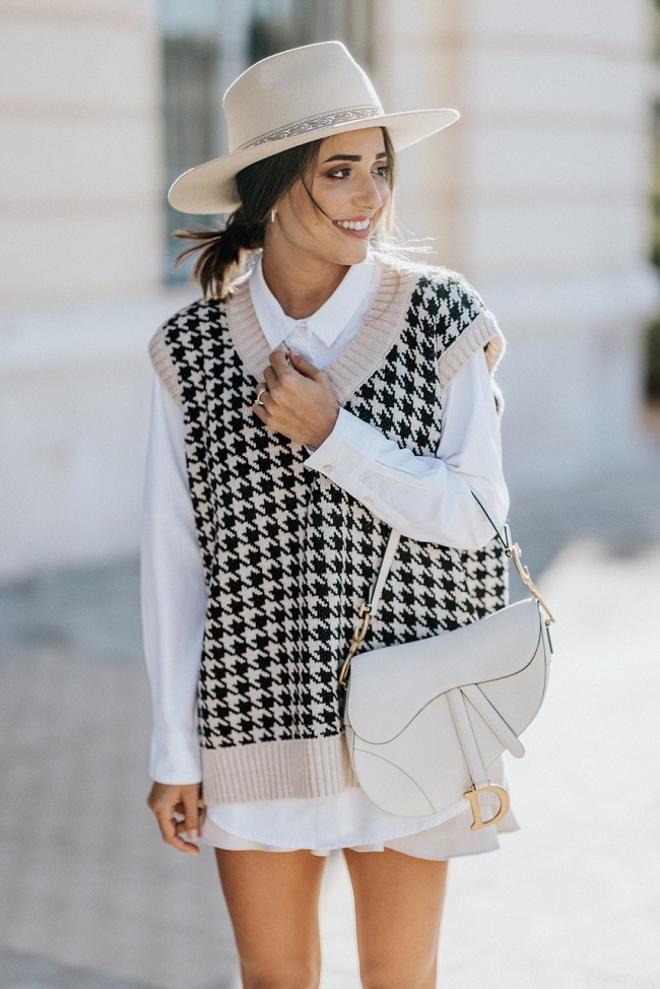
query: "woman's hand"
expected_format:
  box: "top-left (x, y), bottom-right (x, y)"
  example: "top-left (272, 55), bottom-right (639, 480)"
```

top-left (251, 348), bottom-right (339, 448)
top-left (146, 781), bottom-right (206, 854)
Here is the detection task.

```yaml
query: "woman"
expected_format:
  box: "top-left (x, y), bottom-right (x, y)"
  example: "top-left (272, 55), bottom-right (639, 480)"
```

top-left (142, 40), bottom-right (518, 989)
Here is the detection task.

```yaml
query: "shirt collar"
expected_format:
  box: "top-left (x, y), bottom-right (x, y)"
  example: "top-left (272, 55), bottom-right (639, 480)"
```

top-left (248, 250), bottom-right (378, 350)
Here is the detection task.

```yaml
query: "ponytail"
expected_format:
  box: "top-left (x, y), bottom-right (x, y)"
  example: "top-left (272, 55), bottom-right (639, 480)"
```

top-left (171, 206), bottom-right (266, 300)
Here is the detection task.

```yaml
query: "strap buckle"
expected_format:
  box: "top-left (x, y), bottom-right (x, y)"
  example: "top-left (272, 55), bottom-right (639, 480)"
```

top-left (505, 540), bottom-right (556, 625)
top-left (338, 602), bottom-right (372, 687)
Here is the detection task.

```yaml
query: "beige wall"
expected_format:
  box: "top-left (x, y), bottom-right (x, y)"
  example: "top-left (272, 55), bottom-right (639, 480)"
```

top-left (0, 1), bottom-right (194, 580)
top-left (0, 0), bottom-right (164, 301)
top-left (371, 0), bottom-right (659, 490)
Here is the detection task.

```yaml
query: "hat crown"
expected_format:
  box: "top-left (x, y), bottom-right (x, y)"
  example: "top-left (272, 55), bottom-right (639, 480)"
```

top-left (222, 41), bottom-right (385, 153)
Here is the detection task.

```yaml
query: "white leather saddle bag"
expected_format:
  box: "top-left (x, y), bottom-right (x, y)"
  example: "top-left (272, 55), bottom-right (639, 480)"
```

top-left (340, 490), bottom-right (557, 830)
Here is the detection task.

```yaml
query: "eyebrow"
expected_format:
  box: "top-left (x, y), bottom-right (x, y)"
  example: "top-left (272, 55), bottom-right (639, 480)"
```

top-left (322, 151), bottom-right (388, 163)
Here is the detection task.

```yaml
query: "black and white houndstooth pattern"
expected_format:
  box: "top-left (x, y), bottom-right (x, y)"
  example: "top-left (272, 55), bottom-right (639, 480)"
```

top-left (159, 266), bottom-right (509, 754)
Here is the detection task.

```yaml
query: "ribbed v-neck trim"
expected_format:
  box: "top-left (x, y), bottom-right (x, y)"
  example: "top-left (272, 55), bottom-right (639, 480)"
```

top-left (223, 251), bottom-right (423, 405)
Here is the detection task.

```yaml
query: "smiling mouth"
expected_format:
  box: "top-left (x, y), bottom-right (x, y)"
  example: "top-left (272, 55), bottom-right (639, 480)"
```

top-left (334, 217), bottom-right (371, 227)
top-left (332, 218), bottom-right (373, 237)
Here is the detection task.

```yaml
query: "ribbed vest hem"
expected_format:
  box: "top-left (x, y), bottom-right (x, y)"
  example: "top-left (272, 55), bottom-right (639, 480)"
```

top-left (200, 732), bottom-right (360, 804)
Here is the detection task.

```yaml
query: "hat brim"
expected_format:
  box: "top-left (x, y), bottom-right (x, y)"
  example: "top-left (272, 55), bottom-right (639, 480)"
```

top-left (167, 107), bottom-right (460, 215)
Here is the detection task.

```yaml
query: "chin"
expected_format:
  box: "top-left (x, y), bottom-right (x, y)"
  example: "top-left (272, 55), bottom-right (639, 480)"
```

top-left (322, 225), bottom-right (373, 264)
top-left (338, 245), bottom-right (370, 266)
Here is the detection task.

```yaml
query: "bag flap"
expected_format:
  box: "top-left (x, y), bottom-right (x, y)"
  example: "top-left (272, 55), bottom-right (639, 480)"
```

top-left (346, 597), bottom-right (544, 743)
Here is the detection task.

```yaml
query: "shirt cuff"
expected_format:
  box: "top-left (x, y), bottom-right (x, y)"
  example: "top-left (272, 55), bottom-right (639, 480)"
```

top-left (149, 728), bottom-right (202, 785)
top-left (302, 406), bottom-right (387, 474)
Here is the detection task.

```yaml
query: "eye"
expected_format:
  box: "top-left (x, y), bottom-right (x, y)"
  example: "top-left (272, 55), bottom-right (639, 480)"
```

top-left (326, 164), bottom-right (390, 180)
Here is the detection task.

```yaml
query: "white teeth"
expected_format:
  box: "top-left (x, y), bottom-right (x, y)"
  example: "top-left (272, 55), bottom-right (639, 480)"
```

top-left (335, 218), bottom-right (370, 230)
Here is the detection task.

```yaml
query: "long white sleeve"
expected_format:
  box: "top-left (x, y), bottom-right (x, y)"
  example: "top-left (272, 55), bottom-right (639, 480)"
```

top-left (139, 373), bottom-right (207, 784)
top-left (303, 348), bottom-right (509, 548)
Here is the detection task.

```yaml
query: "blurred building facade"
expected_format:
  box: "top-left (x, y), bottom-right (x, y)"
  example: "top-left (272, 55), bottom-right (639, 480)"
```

top-left (1, 0), bottom-right (658, 581)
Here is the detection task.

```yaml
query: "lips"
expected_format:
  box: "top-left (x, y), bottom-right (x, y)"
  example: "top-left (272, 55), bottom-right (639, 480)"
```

top-left (332, 218), bottom-right (372, 238)
top-left (337, 217), bottom-right (372, 223)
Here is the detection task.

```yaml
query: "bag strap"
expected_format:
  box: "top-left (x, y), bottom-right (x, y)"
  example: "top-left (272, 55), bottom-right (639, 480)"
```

top-left (338, 488), bottom-right (555, 687)
top-left (366, 490), bottom-right (511, 617)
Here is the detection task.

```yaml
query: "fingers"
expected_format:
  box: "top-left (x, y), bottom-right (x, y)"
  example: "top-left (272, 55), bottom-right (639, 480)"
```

top-left (251, 349), bottom-right (329, 438)
top-left (267, 344), bottom-right (323, 378)
top-left (182, 787), bottom-right (205, 840)
top-left (262, 366), bottom-right (276, 405)
top-left (287, 349), bottom-right (321, 378)
top-left (251, 380), bottom-right (271, 420)
top-left (267, 347), bottom-right (292, 381)
top-left (156, 806), bottom-right (199, 854)
top-left (147, 783), bottom-right (203, 855)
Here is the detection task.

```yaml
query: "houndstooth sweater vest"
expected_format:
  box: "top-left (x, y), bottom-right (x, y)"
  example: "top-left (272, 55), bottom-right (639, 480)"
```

top-left (148, 249), bottom-right (510, 805)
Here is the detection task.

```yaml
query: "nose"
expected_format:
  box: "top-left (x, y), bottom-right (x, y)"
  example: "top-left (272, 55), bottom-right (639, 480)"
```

top-left (355, 172), bottom-right (386, 212)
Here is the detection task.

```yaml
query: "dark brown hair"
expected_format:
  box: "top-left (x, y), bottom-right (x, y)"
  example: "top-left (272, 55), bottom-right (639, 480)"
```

top-left (170, 126), bottom-right (425, 300)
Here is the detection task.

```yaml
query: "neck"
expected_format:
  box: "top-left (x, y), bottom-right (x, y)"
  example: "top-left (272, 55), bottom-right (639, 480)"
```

top-left (260, 240), bottom-right (359, 320)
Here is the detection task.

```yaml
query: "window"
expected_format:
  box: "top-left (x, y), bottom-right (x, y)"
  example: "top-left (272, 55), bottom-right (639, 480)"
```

top-left (158, 0), bottom-right (373, 284)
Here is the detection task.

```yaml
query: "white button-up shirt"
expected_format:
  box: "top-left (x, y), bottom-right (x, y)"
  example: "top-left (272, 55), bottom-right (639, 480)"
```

top-left (140, 249), bottom-right (513, 854)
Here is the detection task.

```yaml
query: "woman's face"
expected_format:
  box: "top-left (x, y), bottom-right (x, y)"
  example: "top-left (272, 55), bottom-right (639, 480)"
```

top-left (272, 126), bottom-right (391, 265)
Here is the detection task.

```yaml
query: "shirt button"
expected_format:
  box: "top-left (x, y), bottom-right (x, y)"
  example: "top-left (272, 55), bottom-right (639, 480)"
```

top-left (322, 464), bottom-right (333, 472)
top-left (364, 496), bottom-right (374, 507)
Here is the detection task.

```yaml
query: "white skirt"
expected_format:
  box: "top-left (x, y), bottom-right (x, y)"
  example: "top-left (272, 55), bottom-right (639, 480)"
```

top-left (197, 753), bottom-right (520, 861)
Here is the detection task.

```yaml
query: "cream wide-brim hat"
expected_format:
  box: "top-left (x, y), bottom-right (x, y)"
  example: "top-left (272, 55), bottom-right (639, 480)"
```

top-left (167, 40), bottom-right (460, 215)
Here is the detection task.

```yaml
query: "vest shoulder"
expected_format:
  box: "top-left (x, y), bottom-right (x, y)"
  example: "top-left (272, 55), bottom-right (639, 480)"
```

top-left (155, 295), bottom-right (225, 340)
top-left (372, 251), bottom-right (487, 312)
top-left (422, 265), bottom-right (488, 325)
top-left (416, 266), bottom-right (507, 401)
top-left (374, 254), bottom-right (507, 404)
top-left (146, 297), bottom-right (224, 410)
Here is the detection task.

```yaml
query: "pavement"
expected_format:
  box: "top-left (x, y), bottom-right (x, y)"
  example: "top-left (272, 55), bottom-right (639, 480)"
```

top-left (1, 445), bottom-right (660, 989)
